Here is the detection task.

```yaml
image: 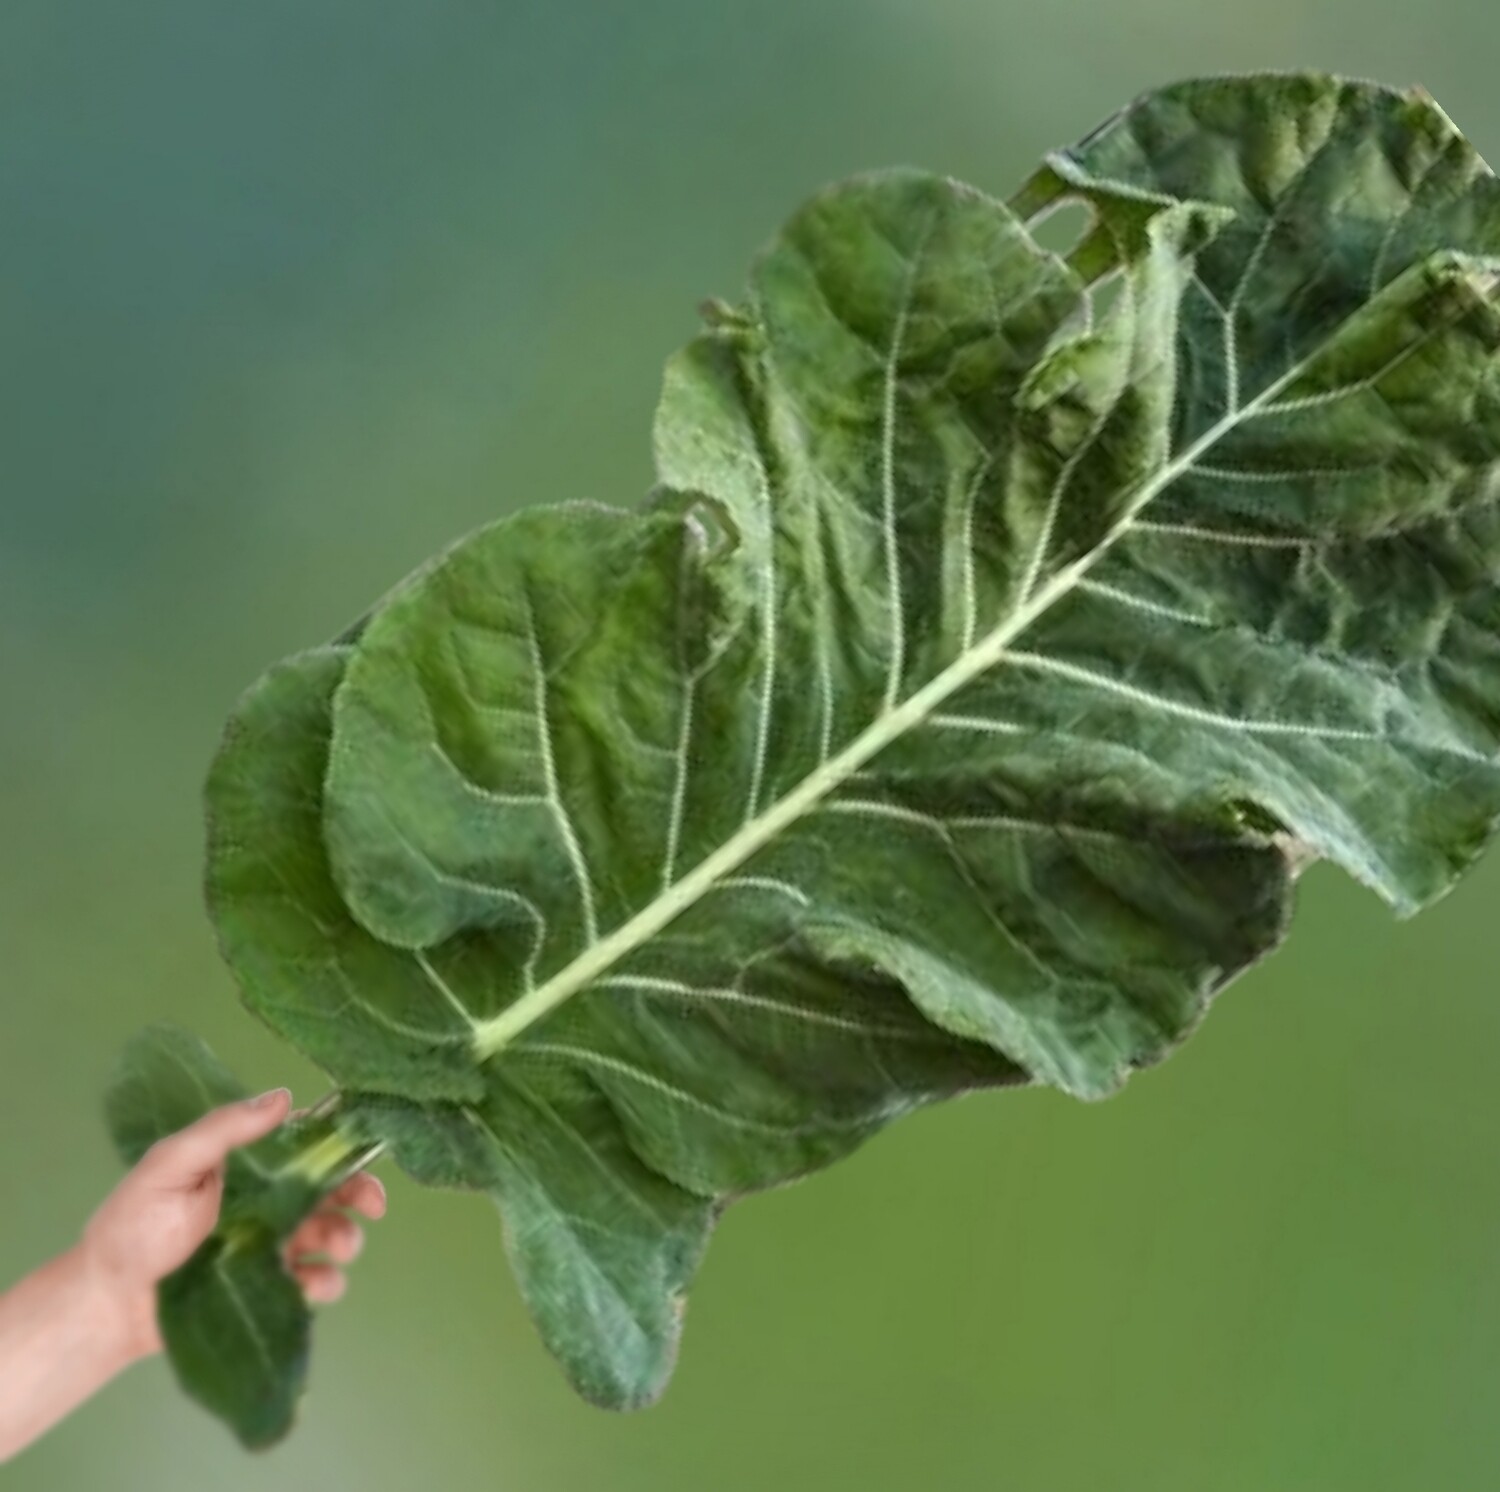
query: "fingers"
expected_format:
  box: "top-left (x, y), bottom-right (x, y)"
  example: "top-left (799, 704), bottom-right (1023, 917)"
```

top-left (283, 1174), bottom-right (386, 1306)
top-left (146, 1090), bottom-right (292, 1182)
top-left (286, 1210), bottom-right (365, 1266)
top-left (328, 1171), bottom-right (387, 1220)
top-left (291, 1263), bottom-right (347, 1305)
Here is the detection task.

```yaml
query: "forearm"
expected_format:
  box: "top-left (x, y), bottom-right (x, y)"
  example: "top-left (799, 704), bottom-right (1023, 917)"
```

top-left (0, 1243), bottom-right (156, 1463)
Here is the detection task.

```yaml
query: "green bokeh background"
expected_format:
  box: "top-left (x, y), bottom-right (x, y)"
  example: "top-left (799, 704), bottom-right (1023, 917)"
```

top-left (4, 4), bottom-right (1500, 1488)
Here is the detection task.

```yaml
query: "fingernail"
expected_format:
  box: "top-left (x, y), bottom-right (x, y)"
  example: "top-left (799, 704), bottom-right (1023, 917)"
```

top-left (254, 1088), bottom-right (291, 1108)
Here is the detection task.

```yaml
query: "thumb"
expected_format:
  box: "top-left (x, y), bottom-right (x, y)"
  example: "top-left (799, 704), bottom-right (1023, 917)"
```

top-left (148, 1089), bottom-right (292, 1182)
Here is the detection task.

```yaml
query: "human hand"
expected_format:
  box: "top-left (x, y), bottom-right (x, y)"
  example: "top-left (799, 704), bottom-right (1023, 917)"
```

top-left (78, 1089), bottom-right (386, 1360)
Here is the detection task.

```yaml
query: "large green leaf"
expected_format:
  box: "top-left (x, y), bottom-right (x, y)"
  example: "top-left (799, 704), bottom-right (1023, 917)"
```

top-left (189, 73), bottom-right (1500, 1427)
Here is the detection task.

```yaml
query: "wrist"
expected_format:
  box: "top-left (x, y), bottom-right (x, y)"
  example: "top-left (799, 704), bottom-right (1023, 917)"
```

top-left (66, 1241), bottom-right (161, 1366)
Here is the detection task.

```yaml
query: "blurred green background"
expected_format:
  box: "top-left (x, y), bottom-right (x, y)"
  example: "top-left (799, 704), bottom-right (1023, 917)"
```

top-left (4, 3), bottom-right (1500, 1489)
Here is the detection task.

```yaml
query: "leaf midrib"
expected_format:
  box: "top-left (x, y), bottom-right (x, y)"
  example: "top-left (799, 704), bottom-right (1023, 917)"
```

top-left (469, 274), bottom-right (1470, 1062)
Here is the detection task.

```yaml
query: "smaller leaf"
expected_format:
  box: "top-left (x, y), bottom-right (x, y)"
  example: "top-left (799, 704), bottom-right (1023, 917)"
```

top-left (104, 1025), bottom-right (363, 1448)
top-left (155, 1237), bottom-right (313, 1451)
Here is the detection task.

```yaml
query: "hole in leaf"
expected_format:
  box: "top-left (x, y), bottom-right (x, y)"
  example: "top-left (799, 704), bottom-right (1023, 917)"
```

top-left (685, 495), bottom-right (740, 557)
top-left (1029, 201), bottom-right (1093, 259)
top-left (1088, 272), bottom-right (1124, 323)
